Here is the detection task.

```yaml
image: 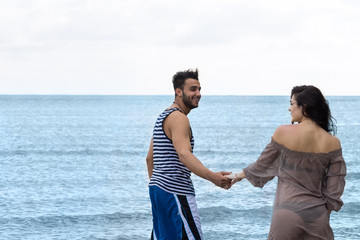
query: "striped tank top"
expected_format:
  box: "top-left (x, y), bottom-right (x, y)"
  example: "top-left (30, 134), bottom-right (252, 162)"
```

top-left (149, 107), bottom-right (195, 195)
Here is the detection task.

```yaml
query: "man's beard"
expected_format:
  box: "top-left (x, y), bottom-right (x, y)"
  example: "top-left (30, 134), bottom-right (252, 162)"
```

top-left (182, 92), bottom-right (199, 109)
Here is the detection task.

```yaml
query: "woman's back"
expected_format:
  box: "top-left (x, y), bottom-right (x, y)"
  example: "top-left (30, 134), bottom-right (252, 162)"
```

top-left (273, 120), bottom-right (341, 154)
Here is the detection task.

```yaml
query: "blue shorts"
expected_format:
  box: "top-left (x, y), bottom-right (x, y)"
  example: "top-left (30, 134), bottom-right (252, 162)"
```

top-left (149, 185), bottom-right (203, 240)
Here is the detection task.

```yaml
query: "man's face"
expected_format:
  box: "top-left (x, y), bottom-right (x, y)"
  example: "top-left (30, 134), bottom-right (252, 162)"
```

top-left (181, 78), bottom-right (201, 109)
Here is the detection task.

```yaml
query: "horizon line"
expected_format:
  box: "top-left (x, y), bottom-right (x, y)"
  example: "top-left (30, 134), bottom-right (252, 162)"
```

top-left (0, 93), bottom-right (359, 97)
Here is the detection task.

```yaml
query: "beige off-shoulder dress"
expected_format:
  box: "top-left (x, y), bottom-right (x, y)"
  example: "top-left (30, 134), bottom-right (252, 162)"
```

top-left (243, 138), bottom-right (346, 240)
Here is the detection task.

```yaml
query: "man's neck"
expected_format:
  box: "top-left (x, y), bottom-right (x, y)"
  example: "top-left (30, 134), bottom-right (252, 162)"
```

top-left (172, 101), bottom-right (189, 115)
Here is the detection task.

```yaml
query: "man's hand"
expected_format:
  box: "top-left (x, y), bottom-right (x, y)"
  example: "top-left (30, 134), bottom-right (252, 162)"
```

top-left (210, 171), bottom-right (233, 189)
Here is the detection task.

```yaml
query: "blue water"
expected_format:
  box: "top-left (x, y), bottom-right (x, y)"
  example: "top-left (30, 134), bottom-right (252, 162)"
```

top-left (0, 95), bottom-right (359, 240)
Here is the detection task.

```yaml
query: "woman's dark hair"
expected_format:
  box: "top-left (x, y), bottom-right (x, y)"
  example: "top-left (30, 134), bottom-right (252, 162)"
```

top-left (291, 85), bottom-right (337, 135)
top-left (172, 69), bottom-right (199, 91)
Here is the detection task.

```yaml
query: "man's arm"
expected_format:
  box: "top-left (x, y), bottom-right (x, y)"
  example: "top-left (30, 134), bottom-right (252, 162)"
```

top-left (146, 137), bottom-right (154, 179)
top-left (166, 112), bottom-right (231, 189)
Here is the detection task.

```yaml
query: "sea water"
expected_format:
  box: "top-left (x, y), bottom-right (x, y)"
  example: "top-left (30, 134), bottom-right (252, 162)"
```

top-left (0, 95), bottom-right (359, 240)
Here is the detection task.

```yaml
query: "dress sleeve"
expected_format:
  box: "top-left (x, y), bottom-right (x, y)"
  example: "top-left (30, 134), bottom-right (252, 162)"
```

top-left (322, 154), bottom-right (346, 212)
top-left (243, 140), bottom-right (282, 188)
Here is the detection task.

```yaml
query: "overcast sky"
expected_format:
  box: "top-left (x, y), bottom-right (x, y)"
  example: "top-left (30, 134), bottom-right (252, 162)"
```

top-left (1, 0), bottom-right (359, 95)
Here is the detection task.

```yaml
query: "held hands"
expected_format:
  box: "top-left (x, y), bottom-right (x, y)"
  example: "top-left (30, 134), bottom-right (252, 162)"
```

top-left (212, 171), bottom-right (233, 190)
top-left (225, 171), bottom-right (245, 186)
top-left (210, 171), bottom-right (245, 189)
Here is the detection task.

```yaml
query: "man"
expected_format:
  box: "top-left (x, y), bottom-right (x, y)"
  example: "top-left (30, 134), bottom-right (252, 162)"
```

top-left (146, 69), bottom-right (232, 239)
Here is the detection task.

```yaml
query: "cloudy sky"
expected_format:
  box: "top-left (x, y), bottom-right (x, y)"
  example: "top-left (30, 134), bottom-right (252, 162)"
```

top-left (1, 0), bottom-right (359, 95)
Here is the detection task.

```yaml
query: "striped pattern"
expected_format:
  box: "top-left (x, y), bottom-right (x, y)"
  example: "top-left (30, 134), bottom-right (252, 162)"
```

top-left (149, 108), bottom-right (195, 196)
top-left (176, 194), bottom-right (203, 239)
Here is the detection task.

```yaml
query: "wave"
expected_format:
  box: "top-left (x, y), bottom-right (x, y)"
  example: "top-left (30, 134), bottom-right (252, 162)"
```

top-left (199, 205), bottom-right (272, 222)
top-left (0, 149), bottom-right (144, 157)
top-left (0, 211), bottom-right (151, 227)
top-left (196, 149), bottom-right (261, 155)
top-left (200, 203), bottom-right (359, 216)
top-left (0, 212), bottom-right (152, 239)
top-left (341, 202), bottom-right (360, 215)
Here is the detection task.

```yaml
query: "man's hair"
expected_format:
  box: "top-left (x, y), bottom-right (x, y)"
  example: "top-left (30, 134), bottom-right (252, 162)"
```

top-left (172, 69), bottom-right (199, 90)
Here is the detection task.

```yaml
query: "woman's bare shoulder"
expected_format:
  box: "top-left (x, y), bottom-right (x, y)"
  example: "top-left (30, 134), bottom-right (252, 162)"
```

top-left (273, 124), bottom-right (342, 152)
top-left (272, 124), bottom-right (297, 144)
top-left (326, 134), bottom-right (341, 150)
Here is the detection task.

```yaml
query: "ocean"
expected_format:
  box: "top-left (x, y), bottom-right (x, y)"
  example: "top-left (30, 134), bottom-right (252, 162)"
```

top-left (0, 95), bottom-right (359, 240)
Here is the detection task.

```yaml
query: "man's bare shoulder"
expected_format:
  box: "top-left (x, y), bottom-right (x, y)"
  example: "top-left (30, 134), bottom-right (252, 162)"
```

top-left (166, 109), bottom-right (188, 121)
top-left (164, 110), bottom-right (190, 129)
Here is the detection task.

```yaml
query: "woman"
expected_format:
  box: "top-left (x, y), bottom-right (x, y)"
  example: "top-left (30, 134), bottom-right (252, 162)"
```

top-left (227, 85), bottom-right (346, 239)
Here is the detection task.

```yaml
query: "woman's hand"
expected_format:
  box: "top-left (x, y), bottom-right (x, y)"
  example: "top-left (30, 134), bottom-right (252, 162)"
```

top-left (225, 171), bottom-right (245, 186)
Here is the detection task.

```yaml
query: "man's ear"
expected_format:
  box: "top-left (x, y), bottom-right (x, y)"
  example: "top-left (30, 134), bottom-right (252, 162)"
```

top-left (175, 88), bottom-right (183, 97)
